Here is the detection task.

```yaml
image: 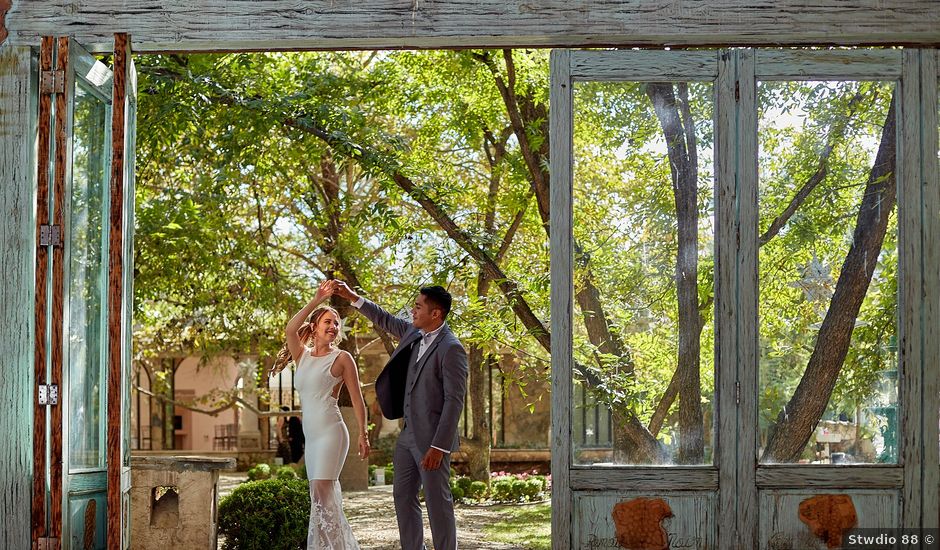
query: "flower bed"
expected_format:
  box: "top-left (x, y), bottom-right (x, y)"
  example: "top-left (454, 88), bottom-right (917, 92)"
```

top-left (450, 470), bottom-right (551, 505)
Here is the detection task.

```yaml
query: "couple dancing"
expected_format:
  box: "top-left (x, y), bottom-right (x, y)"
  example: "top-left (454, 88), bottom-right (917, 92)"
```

top-left (279, 279), bottom-right (468, 550)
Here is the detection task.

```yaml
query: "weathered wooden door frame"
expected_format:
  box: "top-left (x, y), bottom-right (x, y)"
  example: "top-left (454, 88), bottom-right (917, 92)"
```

top-left (549, 48), bottom-right (737, 549)
top-left (549, 48), bottom-right (940, 548)
top-left (31, 33), bottom-right (133, 550)
top-left (107, 32), bottom-right (135, 550)
top-left (741, 49), bottom-right (940, 543)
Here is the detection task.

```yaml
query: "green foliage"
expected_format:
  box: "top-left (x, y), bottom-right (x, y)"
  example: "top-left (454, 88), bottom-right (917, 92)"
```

top-left (449, 473), bottom-right (548, 504)
top-left (275, 465), bottom-right (298, 480)
top-left (217, 478), bottom-right (309, 550)
top-left (246, 463), bottom-right (271, 481)
top-left (135, 49), bottom-right (901, 468)
top-left (467, 481), bottom-right (488, 501)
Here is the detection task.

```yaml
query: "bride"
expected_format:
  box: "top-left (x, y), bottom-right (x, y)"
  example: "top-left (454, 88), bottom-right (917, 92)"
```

top-left (273, 279), bottom-right (370, 549)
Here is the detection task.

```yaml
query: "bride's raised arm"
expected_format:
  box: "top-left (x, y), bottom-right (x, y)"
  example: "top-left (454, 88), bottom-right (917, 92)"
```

top-left (285, 279), bottom-right (335, 364)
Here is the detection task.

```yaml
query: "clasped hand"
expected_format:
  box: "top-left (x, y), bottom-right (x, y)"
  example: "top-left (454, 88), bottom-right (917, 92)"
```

top-left (316, 279), bottom-right (358, 303)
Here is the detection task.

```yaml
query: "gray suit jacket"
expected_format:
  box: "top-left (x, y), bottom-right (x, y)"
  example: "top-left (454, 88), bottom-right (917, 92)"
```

top-left (359, 299), bottom-right (468, 453)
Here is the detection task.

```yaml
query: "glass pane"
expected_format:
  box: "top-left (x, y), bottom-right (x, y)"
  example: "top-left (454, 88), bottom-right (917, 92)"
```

top-left (68, 78), bottom-right (111, 470)
top-left (757, 81), bottom-right (898, 464)
top-left (123, 96), bottom-right (137, 469)
top-left (572, 80), bottom-right (716, 466)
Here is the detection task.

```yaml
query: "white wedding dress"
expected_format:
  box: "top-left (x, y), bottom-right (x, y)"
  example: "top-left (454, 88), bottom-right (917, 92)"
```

top-left (295, 348), bottom-right (361, 550)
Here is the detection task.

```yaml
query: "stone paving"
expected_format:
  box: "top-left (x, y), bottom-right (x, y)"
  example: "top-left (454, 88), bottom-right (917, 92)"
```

top-left (217, 472), bottom-right (525, 549)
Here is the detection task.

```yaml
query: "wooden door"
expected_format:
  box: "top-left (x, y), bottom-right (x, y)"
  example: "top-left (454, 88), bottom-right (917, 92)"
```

top-left (32, 34), bottom-right (135, 550)
top-left (549, 48), bottom-right (940, 549)
top-left (549, 49), bottom-right (736, 549)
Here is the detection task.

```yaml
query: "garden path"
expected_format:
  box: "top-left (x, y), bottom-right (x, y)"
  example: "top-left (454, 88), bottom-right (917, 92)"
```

top-left (218, 472), bottom-right (524, 549)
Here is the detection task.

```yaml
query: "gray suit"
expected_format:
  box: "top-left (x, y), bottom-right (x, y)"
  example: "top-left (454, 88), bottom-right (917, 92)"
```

top-left (358, 298), bottom-right (468, 550)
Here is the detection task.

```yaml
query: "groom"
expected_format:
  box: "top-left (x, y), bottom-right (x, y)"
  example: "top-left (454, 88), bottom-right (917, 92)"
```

top-left (333, 281), bottom-right (468, 550)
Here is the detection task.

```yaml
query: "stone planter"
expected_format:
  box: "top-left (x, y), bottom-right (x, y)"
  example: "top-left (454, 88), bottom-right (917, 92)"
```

top-left (130, 455), bottom-right (236, 550)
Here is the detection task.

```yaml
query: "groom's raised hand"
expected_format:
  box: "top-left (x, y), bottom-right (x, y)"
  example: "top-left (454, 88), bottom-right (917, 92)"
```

top-left (333, 280), bottom-right (360, 303)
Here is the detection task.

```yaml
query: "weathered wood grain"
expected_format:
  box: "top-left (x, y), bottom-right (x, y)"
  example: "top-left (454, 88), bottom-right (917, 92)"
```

top-left (900, 49), bottom-right (923, 531)
top-left (574, 491), bottom-right (718, 549)
top-left (570, 50), bottom-right (717, 81)
top-left (920, 48), bottom-right (939, 530)
top-left (715, 48), bottom-right (737, 550)
top-left (29, 36), bottom-right (50, 549)
top-left (759, 489), bottom-right (899, 549)
top-left (736, 48), bottom-right (760, 550)
top-left (50, 35), bottom-right (68, 544)
top-left (2, 42), bottom-right (37, 550)
top-left (570, 467), bottom-right (718, 491)
top-left (755, 49), bottom-right (903, 80)
top-left (756, 466), bottom-right (904, 489)
top-left (5, 1), bottom-right (940, 52)
top-left (549, 48), bottom-right (572, 550)
top-left (106, 32), bottom-right (128, 550)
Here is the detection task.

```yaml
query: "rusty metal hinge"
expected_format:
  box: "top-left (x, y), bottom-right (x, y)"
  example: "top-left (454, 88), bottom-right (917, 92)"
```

top-left (37, 536), bottom-right (60, 550)
top-left (40, 69), bottom-right (65, 94)
top-left (38, 384), bottom-right (58, 406)
top-left (734, 80), bottom-right (740, 102)
top-left (735, 381), bottom-right (741, 405)
top-left (39, 224), bottom-right (62, 247)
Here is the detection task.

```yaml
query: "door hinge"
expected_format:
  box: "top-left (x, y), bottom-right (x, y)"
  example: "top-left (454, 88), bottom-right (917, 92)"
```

top-left (37, 537), bottom-right (61, 550)
top-left (39, 224), bottom-right (62, 247)
top-left (735, 381), bottom-right (741, 405)
top-left (38, 384), bottom-right (58, 406)
top-left (734, 80), bottom-right (740, 102)
top-left (40, 70), bottom-right (65, 94)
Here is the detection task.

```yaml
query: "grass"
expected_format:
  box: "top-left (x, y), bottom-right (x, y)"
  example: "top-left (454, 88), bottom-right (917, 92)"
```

top-left (482, 502), bottom-right (551, 550)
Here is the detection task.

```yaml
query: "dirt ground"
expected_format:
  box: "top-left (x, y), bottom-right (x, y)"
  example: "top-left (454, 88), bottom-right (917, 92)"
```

top-left (218, 473), bottom-right (525, 549)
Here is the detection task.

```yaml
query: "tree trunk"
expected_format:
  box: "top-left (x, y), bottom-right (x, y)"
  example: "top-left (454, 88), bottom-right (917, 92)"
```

top-left (478, 50), bottom-right (665, 463)
top-left (762, 96), bottom-right (897, 463)
top-left (646, 82), bottom-right (705, 464)
top-left (464, 344), bottom-right (492, 482)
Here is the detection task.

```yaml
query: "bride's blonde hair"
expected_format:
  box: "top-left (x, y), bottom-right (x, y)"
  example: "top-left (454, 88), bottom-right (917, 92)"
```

top-left (270, 306), bottom-right (341, 376)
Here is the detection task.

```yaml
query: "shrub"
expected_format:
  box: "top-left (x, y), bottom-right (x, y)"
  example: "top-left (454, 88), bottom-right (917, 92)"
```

top-left (467, 481), bottom-right (488, 501)
top-left (490, 478), bottom-right (514, 502)
top-left (218, 478), bottom-right (309, 550)
top-left (450, 485), bottom-right (465, 501)
top-left (294, 463), bottom-right (307, 480)
top-left (246, 463), bottom-right (271, 481)
top-left (455, 476), bottom-right (473, 493)
top-left (275, 466), bottom-right (298, 480)
top-left (529, 475), bottom-right (547, 492)
top-left (515, 478), bottom-right (542, 501)
top-left (384, 464), bottom-right (394, 485)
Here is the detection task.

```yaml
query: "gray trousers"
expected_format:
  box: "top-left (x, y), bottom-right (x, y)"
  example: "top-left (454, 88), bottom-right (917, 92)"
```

top-left (393, 427), bottom-right (456, 550)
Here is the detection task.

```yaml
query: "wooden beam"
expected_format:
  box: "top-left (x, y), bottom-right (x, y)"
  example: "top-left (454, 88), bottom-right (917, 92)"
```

top-left (49, 36), bottom-right (68, 546)
top-left (900, 48), bottom-right (923, 531)
top-left (0, 42), bottom-right (39, 549)
top-left (735, 48), bottom-right (759, 550)
top-left (106, 32), bottom-right (129, 550)
top-left (570, 467), bottom-right (719, 491)
top-left (5, 1), bottom-right (940, 52)
top-left (31, 36), bottom-right (52, 549)
top-left (920, 48), bottom-right (940, 530)
top-left (756, 466), bottom-right (904, 489)
top-left (715, 47), bottom-right (737, 550)
top-left (548, 48), bottom-right (572, 550)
